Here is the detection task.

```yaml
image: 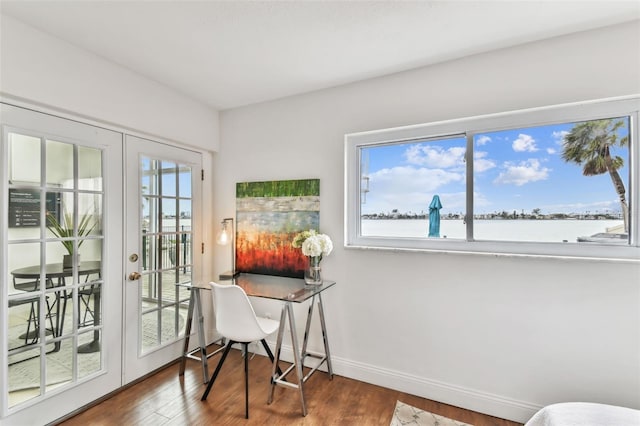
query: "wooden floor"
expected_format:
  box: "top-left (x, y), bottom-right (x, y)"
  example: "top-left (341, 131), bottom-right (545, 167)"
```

top-left (58, 345), bottom-right (523, 426)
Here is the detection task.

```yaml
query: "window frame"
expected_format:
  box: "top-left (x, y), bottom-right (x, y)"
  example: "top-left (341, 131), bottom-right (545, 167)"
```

top-left (344, 96), bottom-right (640, 260)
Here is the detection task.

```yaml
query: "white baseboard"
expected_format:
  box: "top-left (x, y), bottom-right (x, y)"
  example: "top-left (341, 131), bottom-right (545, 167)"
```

top-left (251, 340), bottom-right (541, 424)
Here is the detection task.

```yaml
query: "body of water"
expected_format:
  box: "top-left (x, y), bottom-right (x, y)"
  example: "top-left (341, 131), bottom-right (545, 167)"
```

top-left (362, 219), bottom-right (624, 243)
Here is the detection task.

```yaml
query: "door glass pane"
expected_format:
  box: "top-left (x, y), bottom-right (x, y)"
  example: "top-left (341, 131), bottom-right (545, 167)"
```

top-left (77, 330), bottom-right (101, 378)
top-left (46, 338), bottom-right (73, 388)
top-left (8, 347), bottom-right (42, 406)
top-left (141, 158), bottom-right (156, 196)
top-left (176, 233), bottom-right (192, 271)
top-left (161, 161), bottom-right (176, 197)
top-left (138, 157), bottom-right (191, 354)
top-left (46, 140), bottom-right (74, 189)
top-left (160, 307), bottom-right (178, 344)
top-left (179, 166), bottom-right (192, 198)
top-left (78, 239), bottom-right (103, 268)
top-left (9, 132), bottom-right (40, 185)
top-left (162, 198), bottom-right (177, 228)
top-left (46, 287), bottom-right (72, 340)
top-left (78, 192), bottom-right (102, 237)
top-left (179, 199), bottom-right (191, 229)
top-left (141, 311), bottom-right (159, 350)
top-left (141, 273), bottom-right (157, 308)
top-left (79, 278), bottom-right (101, 325)
top-left (9, 188), bottom-right (49, 237)
top-left (160, 271), bottom-right (177, 300)
top-left (78, 146), bottom-right (103, 191)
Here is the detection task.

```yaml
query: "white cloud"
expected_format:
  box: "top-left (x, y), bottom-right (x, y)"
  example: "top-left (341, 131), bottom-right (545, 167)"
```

top-left (370, 166), bottom-right (463, 192)
top-left (493, 159), bottom-right (550, 186)
top-left (473, 191), bottom-right (491, 208)
top-left (512, 134), bottom-right (538, 152)
top-left (476, 135), bottom-right (491, 146)
top-left (405, 145), bottom-right (465, 169)
top-left (474, 151), bottom-right (496, 172)
top-left (546, 147), bottom-right (556, 154)
top-left (552, 130), bottom-right (569, 145)
top-left (363, 166), bottom-right (464, 213)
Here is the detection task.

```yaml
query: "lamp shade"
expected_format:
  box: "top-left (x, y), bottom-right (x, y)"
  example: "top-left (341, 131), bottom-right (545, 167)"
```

top-left (216, 225), bottom-right (229, 245)
top-left (218, 218), bottom-right (238, 280)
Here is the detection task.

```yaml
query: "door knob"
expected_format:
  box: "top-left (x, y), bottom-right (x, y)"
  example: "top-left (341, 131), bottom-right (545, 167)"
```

top-left (128, 272), bottom-right (141, 281)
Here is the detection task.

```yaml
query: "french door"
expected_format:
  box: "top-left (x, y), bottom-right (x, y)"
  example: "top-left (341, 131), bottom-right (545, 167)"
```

top-left (123, 135), bottom-right (202, 383)
top-left (1, 103), bottom-right (123, 424)
top-left (1, 105), bottom-right (203, 424)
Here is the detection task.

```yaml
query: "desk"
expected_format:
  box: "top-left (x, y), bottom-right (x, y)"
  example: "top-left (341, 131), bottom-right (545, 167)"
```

top-left (232, 273), bottom-right (335, 417)
top-left (177, 283), bottom-right (225, 383)
top-left (11, 261), bottom-right (102, 351)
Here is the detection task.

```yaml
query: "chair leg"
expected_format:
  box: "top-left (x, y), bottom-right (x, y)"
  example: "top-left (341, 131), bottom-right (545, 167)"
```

top-left (44, 296), bottom-right (55, 335)
top-left (201, 340), bottom-right (235, 401)
top-left (244, 342), bottom-right (249, 419)
top-left (26, 300), bottom-right (38, 345)
top-left (79, 292), bottom-right (90, 326)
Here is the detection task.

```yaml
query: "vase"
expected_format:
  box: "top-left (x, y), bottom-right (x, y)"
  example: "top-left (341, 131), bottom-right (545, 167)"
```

top-left (304, 256), bottom-right (323, 285)
top-left (63, 254), bottom-right (80, 269)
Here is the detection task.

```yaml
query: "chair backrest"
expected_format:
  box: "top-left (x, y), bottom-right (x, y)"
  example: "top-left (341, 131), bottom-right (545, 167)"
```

top-left (209, 282), bottom-right (270, 343)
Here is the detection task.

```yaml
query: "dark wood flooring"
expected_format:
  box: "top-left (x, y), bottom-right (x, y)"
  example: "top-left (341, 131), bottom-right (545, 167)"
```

top-left (57, 345), bottom-right (523, 425)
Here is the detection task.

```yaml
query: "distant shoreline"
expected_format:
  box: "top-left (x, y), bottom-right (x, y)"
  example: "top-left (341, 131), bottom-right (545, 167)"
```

top-left (361, 218), bottom-right (624, 242)
top-left (361, 215), bottom-right (622, 221)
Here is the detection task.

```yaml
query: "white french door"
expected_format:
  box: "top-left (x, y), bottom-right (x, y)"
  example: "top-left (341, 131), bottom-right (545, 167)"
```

top-left (123, 135), bottom-right (202, 383)
top-left (1, 103), bottom-right (123, 425)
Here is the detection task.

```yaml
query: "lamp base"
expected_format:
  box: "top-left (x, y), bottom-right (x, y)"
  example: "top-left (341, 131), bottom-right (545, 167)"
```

top-left (219, 270), bottom-right (240, 280)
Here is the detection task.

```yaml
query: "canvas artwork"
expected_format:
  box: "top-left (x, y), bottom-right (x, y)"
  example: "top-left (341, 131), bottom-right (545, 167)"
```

top-left (235, 179), bottom-right (320, 278)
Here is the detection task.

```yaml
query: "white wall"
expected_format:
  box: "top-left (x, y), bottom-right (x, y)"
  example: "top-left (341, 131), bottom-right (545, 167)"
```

top-left (0, 15), bottom-right (219, 151)
top-left (215, 21), bottom-right (640, 423)
top-left (2, 10), bottom-right (638, 424)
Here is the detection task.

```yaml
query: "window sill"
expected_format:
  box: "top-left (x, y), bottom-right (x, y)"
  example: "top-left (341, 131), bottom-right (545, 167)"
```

top-left (345, 238), bottom-right (640, 263)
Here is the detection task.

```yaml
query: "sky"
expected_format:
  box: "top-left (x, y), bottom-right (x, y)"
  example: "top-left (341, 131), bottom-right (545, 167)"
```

top-left (361, 118), bottom-right (630, 217)
top-left (141, 160), bottom-right (193, 219)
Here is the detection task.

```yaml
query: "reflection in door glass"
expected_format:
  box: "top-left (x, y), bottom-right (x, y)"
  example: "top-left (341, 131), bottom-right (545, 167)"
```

top-left (78, 146), bottom-right (103, 191)
top-left (9, 133), bottom-right (41, 185)
top-left (46, 140), bottom-right (74, 189)
top-left (6, 132), bottom-right (104, 408)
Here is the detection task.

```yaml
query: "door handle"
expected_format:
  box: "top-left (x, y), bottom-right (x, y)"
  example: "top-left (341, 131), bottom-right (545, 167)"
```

top-left (128, 272), bottom-right (141, 281)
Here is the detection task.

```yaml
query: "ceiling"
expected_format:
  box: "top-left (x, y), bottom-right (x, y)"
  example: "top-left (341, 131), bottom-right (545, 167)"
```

top-left (2, 1), bottom-right (639, 111)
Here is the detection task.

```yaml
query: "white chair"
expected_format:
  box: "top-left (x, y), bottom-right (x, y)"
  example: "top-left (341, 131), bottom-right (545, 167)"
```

top-left (200, 281), bottom-right (281, 419)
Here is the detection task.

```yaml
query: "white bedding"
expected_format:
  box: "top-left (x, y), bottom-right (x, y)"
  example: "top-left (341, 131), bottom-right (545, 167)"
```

top-left (525, 402), bottom-right (640, 426)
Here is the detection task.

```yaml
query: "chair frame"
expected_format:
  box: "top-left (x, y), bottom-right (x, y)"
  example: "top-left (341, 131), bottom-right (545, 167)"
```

top-left (200, 339), bottom-right (281, 418)
top-left (200, 282), bottom-right (283, 419)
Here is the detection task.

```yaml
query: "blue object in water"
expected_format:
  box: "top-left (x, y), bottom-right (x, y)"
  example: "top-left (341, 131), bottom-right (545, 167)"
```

top-left (428, 195), bottom-right (442, 237)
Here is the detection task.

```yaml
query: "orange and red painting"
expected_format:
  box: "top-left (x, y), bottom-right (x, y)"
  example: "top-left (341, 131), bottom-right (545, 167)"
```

top-left (235, 179), bottom-right (319, 278)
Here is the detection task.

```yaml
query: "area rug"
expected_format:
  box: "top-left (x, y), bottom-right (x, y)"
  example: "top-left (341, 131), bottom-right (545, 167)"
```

top-left (390, 401), bottom-right (473, 426)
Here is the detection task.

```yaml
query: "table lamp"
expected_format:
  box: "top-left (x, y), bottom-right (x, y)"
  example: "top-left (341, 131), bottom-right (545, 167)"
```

top-left (217, 217), bottom-right (239, 280)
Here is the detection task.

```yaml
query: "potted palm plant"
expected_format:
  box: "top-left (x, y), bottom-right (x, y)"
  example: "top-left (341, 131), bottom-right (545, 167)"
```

top-left (47, 210), bottom-right (97, 268)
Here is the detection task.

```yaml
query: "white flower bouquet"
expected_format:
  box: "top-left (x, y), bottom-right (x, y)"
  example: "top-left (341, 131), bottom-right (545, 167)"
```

top-left (292, 229), bottom-right (332, 285)
top-left (292, 229), bottom-right (333, 259)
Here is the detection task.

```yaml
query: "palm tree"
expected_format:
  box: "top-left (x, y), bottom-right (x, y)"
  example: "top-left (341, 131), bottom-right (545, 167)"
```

top-left (562, 119), bottom-right (629, 232)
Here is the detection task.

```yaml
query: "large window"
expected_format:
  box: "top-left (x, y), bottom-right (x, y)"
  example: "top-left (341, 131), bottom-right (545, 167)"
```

top-left (345, 96), bottom-right (639, 259)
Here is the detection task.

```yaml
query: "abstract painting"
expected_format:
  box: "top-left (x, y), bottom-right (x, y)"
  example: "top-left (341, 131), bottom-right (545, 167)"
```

top-left (235, 179), bottom-right (320, 278)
